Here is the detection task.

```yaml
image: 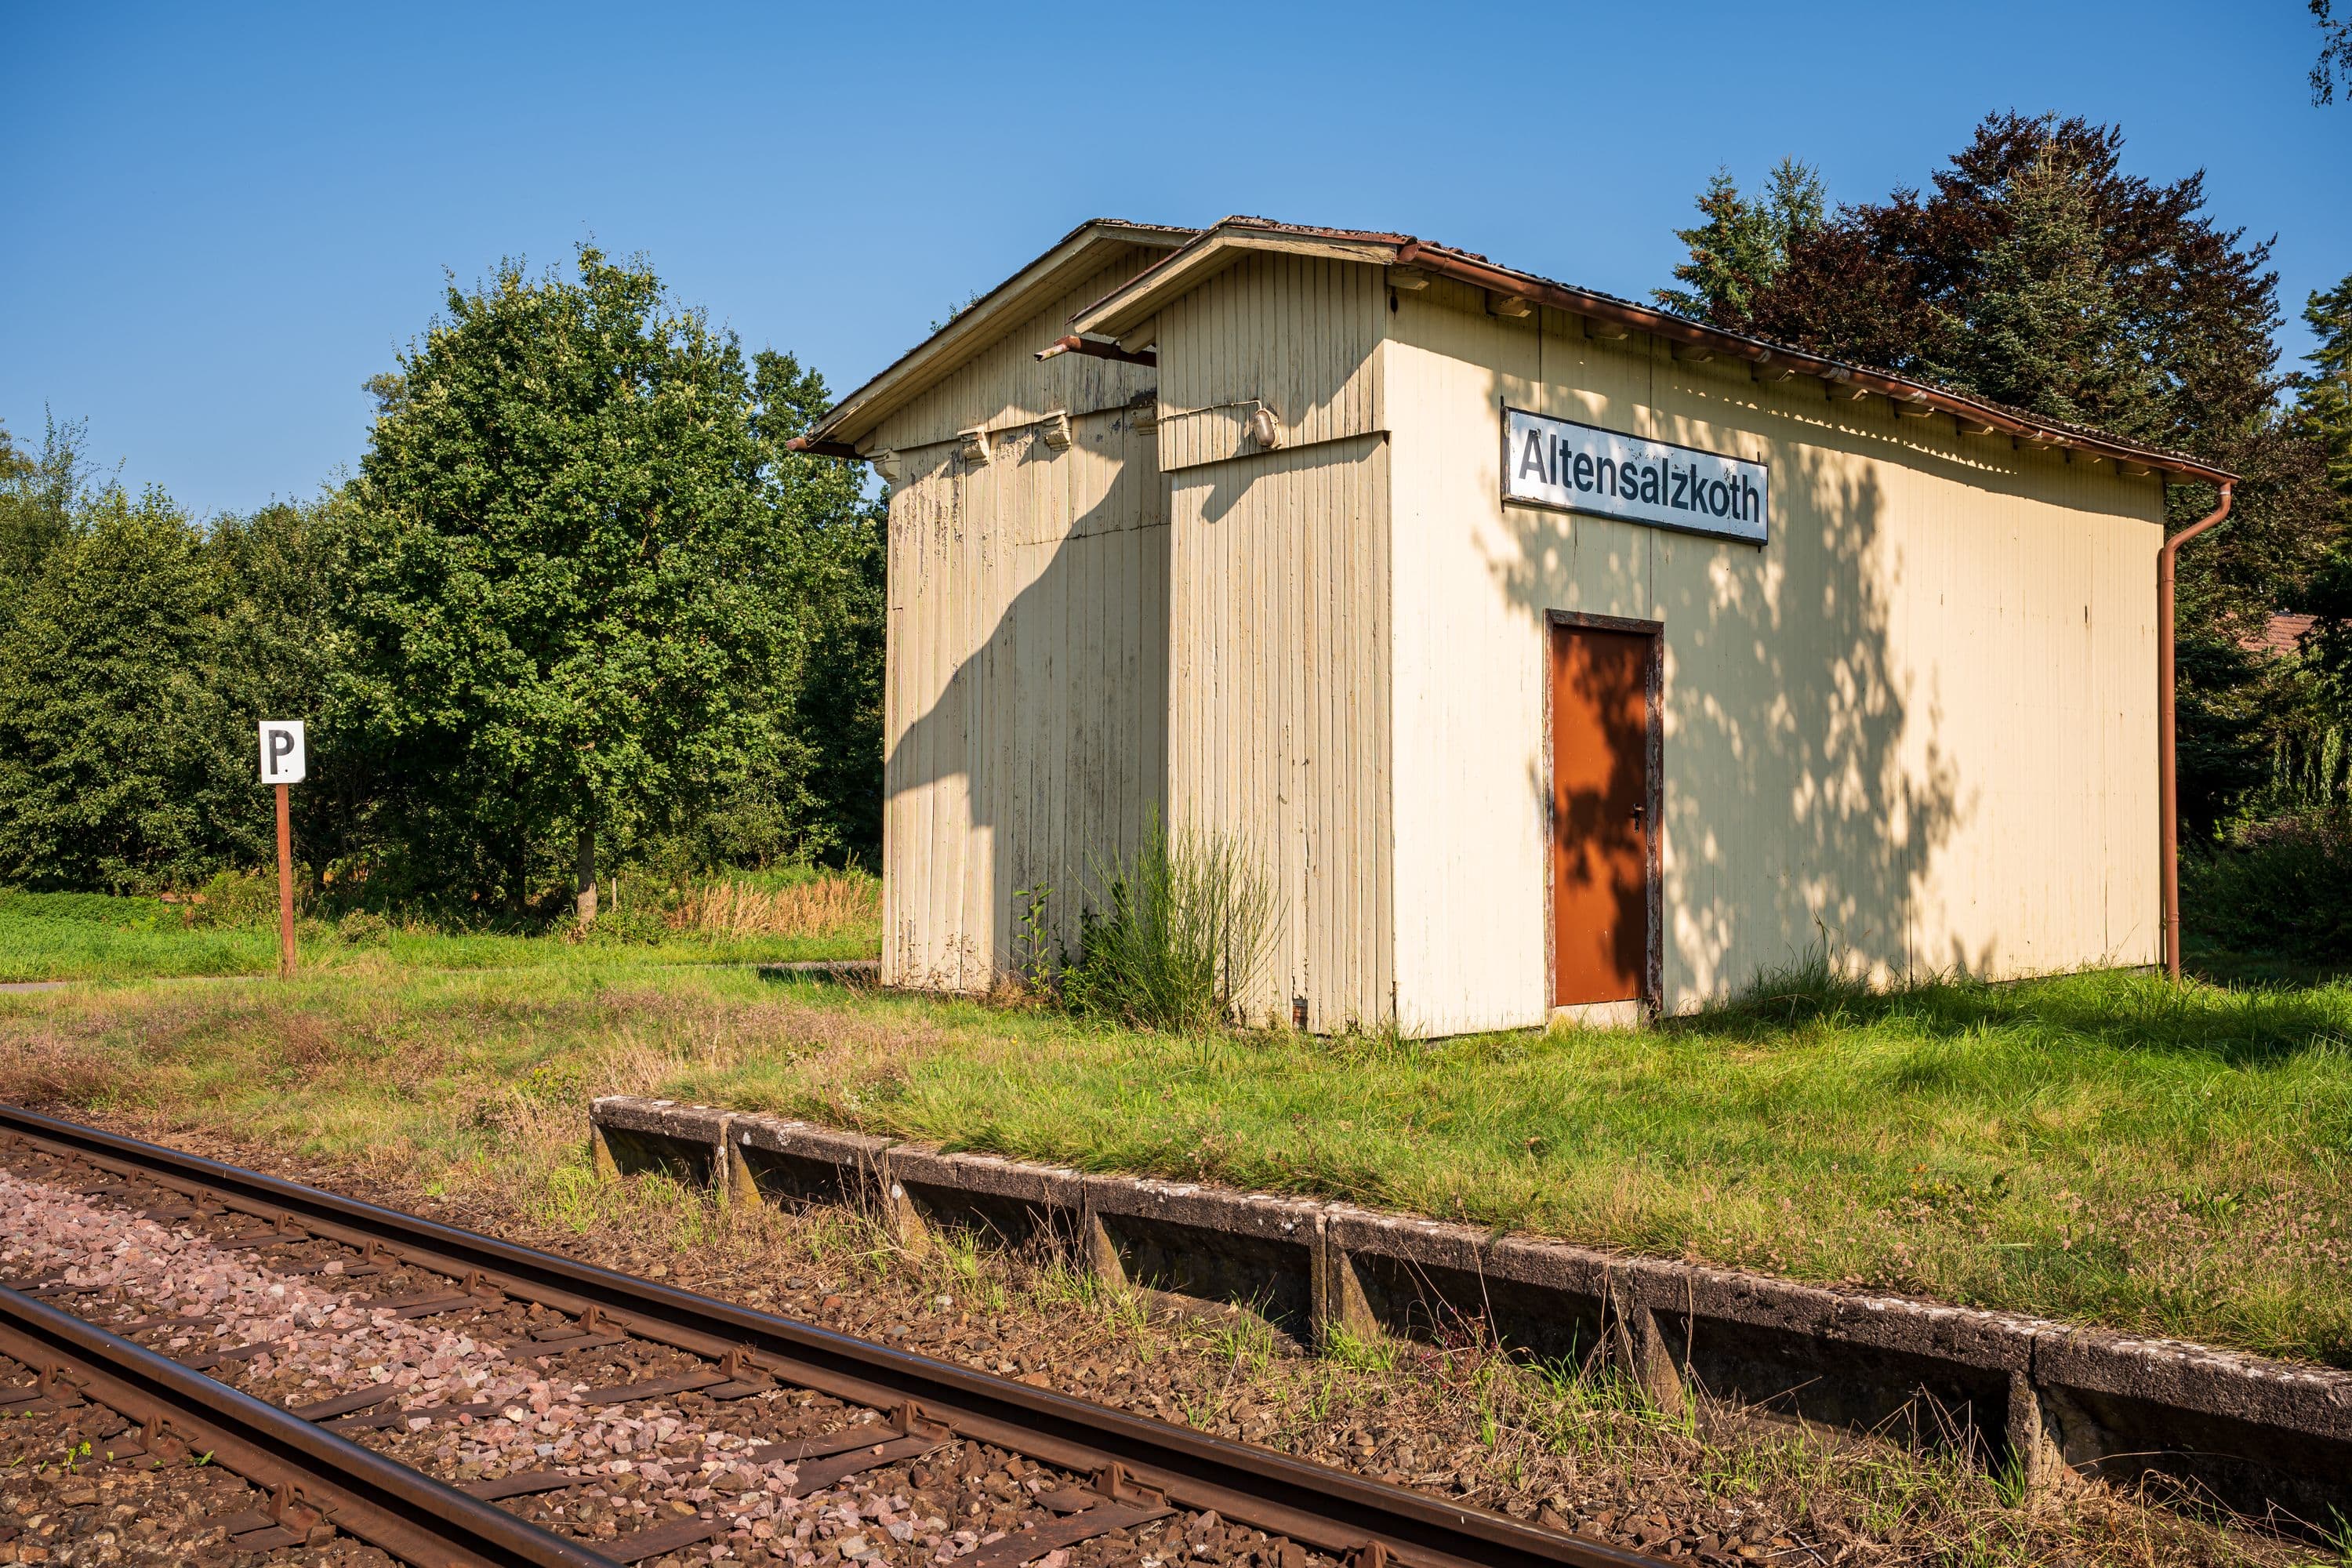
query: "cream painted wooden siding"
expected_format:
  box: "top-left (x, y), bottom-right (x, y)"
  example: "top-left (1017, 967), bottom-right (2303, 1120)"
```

top-left (1158, 254), bottom-right (1392, 1030)
top-left (874, 254), bottom-right (1171, 990)
top-left (1156, 252), bottom-right (1384, 469)
top-left (1383, 278), bottom-right (2166, 1032)
top-left (877, 252), bottom-right (1167, 455)
top-left (1168, 436), bottom-right (1393, 1030)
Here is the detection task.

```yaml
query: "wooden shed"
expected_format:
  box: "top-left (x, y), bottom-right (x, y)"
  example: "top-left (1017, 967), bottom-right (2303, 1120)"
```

top-left (796, 216), bottom-right (2230, 1034)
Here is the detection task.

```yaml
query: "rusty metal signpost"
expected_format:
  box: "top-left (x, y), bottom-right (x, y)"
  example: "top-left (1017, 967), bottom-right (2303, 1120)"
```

top-left (257, 720), bottom-right (305, 978)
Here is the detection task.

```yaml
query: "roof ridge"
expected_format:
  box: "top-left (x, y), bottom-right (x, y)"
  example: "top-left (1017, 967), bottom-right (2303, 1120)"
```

top-left (1062, 216), bottom-right (2229, 484)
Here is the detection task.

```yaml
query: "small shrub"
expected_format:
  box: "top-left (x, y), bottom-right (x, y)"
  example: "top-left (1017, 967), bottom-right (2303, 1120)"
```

top-left (1058, 817), bottom-right (1279, 1034)
top-left (335, 909), bottom-right (392, 946)
top-left (1691, 946), bottom-right (1878, 1031)
top-left (572, 906), bottom-right (671, 946)
top-left (183, 868), bottom-right (291, 929)
top-left (2183, 811), bottom-right (2352, 963)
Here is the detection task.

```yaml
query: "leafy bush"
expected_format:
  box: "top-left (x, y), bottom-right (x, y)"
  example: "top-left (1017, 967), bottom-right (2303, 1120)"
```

top-left (335, 909), bottom-right (391, 946)
top-left (569, 906), bottom-right (671, 946)
top-left (183, 868), bottom-right (289, 929)
top-left (1058, 818), bottom-right (1279, 1034)
top-left (2182, 811), bottom-right (2352, 963)
top-left (0, 890), bottom-right (166, 930)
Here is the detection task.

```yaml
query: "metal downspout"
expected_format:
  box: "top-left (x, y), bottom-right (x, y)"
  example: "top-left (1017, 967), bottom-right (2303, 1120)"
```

top-left (2158, 481), bottom-right (2234, 982)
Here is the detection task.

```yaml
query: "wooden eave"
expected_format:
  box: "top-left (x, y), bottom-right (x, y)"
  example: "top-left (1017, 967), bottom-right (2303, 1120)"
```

top-left (1069, 218), bottom-right (1406, 347)
top-left (804, 219), bottom-right (1194, 452)
top-left (1067, 217), bottom-right (2234, 487)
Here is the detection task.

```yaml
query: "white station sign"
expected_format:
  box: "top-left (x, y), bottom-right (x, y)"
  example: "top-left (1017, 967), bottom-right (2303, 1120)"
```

top-left (258, 720), bottom-right (307, 785)
top-left (1503, 407), bottom-right (1769, 546)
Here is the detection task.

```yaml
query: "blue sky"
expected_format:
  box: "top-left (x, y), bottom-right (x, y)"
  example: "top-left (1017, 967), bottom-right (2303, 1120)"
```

top-left (6, 2), bottom-right (2347, 519)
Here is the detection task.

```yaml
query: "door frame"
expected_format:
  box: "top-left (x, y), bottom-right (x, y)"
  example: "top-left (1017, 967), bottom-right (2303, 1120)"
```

top-left (1541, 609), bottom-right (1665, 1014)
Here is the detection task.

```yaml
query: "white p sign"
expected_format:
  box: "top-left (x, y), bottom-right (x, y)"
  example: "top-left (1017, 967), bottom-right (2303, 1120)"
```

top-left (259, 720), bottom-right (307, 785)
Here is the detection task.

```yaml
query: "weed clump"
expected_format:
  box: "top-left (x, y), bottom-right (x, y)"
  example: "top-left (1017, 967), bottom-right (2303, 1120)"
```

top-left (0, 1032), bottom-right (120, 1107)
top-left (183, 868), bottom-right (292, 929)
top-left (1056, 817), bottom-right (1278, 1034)
top-left (336, 909), bottom-right (391, 946)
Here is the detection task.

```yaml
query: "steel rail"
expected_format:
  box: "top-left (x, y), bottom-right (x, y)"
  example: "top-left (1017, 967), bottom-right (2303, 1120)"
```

top-left (0, 1104), bottom-right (1657, 1568)
top-left (0, 1282), bottom-right (617, 1568)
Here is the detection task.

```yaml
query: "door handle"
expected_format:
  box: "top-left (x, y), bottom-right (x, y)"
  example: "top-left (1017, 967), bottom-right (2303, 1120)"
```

top-left (1630, 802), bottom-right (1646, 827)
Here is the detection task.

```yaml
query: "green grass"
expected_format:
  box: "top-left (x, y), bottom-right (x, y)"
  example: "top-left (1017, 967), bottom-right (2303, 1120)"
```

top-left (5, 954), bottom-right (2349, 1370)
top-left (0, 887), bottom-right (878, 982)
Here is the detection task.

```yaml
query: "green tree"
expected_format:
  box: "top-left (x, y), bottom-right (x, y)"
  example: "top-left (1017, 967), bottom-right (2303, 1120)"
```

top-left (619, 348), bottom-right (886, 878)
top-left (1922, 149), bottom-right (2162, 435)
top-left (0, 416), bottom-right (349, 892)
top-left (336, 246), bottom-right (807, 919)
top-left (2301, 272), bottom-right (2352, 492)
top-left (2316, 0), bottom-right (2352, 103)
top-left (1654, 158), bottom-right (1824, 326)
top-left (213, 497), bottom-right (357, 872)
top-left (0, 485), bottom-right (258, 889)
top-left (752, 349), bottom-right (885, 867)
top-left (2300, 272), bottom-right (2352, 711)
top-left (0, 415), bottom-right (93, 640)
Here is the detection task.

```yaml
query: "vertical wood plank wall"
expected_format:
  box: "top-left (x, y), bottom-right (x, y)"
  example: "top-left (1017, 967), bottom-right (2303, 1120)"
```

top-left (875, 252), bottom-right (1170, 990)
top-left (1157, 253), bottom-right (1385, 464)
top-left (1382, 277), bottom-right (2166, 1031)
top-left (1160, 254), bottom-right (1394, 1029)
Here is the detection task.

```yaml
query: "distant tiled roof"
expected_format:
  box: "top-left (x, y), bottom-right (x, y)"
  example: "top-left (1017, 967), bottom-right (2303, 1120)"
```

top-left (2241, 613), bottom-right (2318, 659)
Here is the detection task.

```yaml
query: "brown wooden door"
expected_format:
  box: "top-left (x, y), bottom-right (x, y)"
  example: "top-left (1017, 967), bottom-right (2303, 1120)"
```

top-left (1550, 624), bottom-right (1651, 1006)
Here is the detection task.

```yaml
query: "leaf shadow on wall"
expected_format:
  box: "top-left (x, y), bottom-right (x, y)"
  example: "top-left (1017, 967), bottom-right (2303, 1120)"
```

top-left (1488, 436), bottom-right (1974, 1000)
top-left (882, 420), bottom-right (1174, 992)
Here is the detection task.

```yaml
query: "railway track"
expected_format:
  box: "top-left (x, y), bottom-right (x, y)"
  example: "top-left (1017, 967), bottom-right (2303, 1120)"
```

top-left (0, 1105), bottom-right (1657, 1568)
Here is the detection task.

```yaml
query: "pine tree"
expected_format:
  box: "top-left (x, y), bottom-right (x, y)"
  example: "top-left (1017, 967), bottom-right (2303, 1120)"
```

top-left (1654, 158), bottom-right (1824, 327)
top-left (1669, 113), bottom-right (2342, 839)
top-left (2299, 272), bottom-right (2352, 702)
top-left (1718, 114), bottom-right (2325, 629)
top-left (1925, 150), bottom-right (2162, 439)
top-left (2300, 273), bottom-right (2352, 492)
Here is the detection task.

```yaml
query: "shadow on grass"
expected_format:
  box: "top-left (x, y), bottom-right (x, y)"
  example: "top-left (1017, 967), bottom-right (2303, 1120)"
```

top-left (2183, 939), bottom-right (2352, 992)
top-left (1666, 951), bottom-right (2352, 1067)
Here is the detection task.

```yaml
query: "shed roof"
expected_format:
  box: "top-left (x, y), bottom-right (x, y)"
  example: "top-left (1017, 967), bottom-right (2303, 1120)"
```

top-left (804, 214), bottom-right (2233, 486)
top-left (1069, 216), bottom-right (2230, 485)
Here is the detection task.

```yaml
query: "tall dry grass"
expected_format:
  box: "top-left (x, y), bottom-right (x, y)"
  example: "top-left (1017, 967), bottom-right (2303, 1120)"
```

top-left (0, 1027), bottom-right (125, 1106)
top-left (668, 876), bottom-right (879, 941)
